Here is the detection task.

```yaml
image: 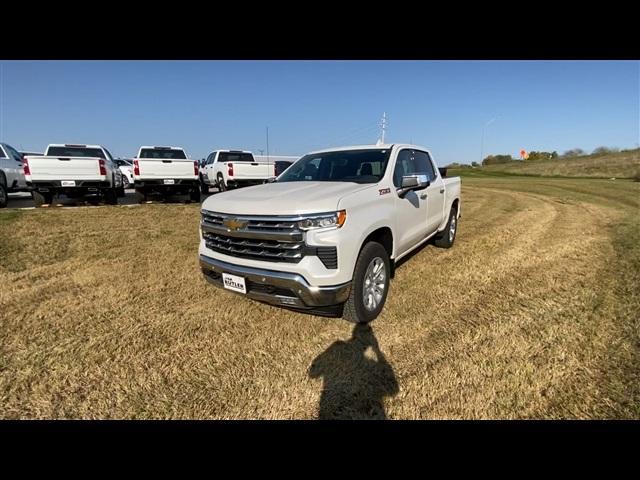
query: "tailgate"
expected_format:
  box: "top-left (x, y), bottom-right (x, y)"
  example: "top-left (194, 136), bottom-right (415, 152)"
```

top-left (231, 161), bottom-right (275, 180)
top-left (135, 159), bottom-right (195, 179)
top-left (27, 156), bottom-right (105, 181)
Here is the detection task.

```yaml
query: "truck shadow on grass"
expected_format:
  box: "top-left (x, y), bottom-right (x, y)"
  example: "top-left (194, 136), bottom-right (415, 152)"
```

top-left (309, 324), bottom-right (399, 420)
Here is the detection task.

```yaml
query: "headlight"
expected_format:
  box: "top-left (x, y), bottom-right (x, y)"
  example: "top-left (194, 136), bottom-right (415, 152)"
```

top-left (297, 210), bottom-right (347, 230)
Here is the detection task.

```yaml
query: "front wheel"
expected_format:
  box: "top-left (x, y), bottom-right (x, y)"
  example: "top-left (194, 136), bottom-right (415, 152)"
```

top-left (343, 241), bottom-right (391, 324)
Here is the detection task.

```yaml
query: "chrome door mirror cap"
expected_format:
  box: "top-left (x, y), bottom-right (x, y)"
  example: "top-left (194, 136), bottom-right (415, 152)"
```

top-left (398, 174), bottom-right (430, 197)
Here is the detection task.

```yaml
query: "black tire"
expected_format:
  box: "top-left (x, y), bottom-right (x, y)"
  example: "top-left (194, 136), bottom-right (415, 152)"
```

top-left (0, 174), bottom-right (7, 208)
top-left (104, 188), bottom-right (118, 205)
top-left (217, 174), bottom-right (227, 192)
top-left (200, 179), bottom-right (209, 194)
top-left (343, 241), bottom-right (391, 324)
top-left (433, 205), bottom-right (458, 248)
top-left (135, 189), bottom-right (147, 204)
top-left (32, 190), bottom-right (53, 207)
top-left (116, 186), bottom-right (126, 198)
top-left (190, 188), bottom-right (201, 203)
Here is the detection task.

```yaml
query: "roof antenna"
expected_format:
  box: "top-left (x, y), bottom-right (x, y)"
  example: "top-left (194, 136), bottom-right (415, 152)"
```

top-left (376, 112), bottom-right (387, 146)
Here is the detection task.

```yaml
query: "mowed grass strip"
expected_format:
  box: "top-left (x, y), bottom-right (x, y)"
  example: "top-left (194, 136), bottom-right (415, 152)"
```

top-left (0, 178), bottom-right (638, 419)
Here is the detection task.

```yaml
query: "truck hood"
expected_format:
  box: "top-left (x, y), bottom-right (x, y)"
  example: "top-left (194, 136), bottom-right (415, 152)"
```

top-left (202, 181), bottom-right (374, 215)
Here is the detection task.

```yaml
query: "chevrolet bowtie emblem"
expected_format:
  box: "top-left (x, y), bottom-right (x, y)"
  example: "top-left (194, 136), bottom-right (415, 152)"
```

top-left (222, 218), bottom-right (248, 231)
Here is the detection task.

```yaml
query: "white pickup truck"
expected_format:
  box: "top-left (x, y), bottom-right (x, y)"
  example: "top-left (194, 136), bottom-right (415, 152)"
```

top-left (200, 150), bottom-right (276, 193)
top-left (199, 144), bottom-right (461, 323)
top-left (23, 144), bottom-right (125, 206)
top-left (132, 146), bottom-right (200, 202)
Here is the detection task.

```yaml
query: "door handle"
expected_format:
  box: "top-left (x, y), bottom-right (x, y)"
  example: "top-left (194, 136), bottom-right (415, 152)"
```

top-left (439, 188), bottom-right (445, 194)
top-left (420, 193), bottom-right (427, 200)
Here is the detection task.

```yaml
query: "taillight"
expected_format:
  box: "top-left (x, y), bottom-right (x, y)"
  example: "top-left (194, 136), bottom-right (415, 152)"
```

top-left (99, 159), bottom-right (107, 176)
top-left (23, 158), bottom-right (31, 175)
top-left (228, 163), bottom-right (234, 176)
top-left (133, 160), bottom-right (140, 176)
top-left (194, 160), bottom-right (199, 176)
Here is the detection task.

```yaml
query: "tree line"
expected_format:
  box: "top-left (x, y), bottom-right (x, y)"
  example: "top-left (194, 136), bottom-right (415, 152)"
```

top-left (481, 146), bottom-right (623, 166)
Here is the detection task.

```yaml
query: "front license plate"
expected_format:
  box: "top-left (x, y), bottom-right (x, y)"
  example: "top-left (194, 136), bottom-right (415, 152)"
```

top-left (222, 273), bottom-right (246, 294)
top-left (163, 179), bottom-right (175, 185)
top-left (61, 180), bottom-right (76, 187)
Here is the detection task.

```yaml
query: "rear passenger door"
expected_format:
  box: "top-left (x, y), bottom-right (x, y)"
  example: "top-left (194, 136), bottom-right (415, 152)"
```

top-left (414, 150), bottom-right (445, 234)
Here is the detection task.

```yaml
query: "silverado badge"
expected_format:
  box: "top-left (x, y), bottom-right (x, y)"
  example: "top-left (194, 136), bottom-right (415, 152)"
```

top-left (222, 218), bottom-right (248, 231)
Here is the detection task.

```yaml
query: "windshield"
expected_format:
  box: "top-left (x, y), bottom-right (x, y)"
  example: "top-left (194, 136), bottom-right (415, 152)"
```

top-left (277, 149), bottom-right (391, 184)
top-left (139, 148), bottom-right (187, 159)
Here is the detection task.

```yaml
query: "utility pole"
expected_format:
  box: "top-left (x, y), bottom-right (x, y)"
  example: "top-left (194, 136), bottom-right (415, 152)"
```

top-left (266, 126), bottom-right (270, 174)
top-left (376, 112), bottom-right (387, 145)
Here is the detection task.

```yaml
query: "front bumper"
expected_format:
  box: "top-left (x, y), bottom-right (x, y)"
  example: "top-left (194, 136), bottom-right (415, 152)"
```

top-left (199, 254), bottom-right (351, 309)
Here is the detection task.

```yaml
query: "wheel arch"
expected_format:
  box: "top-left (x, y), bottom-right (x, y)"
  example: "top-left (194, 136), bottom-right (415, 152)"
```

top-left (359, 226), bottom-right (395, 278)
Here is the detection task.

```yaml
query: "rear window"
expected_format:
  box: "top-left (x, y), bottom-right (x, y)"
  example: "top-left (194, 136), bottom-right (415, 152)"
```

top-left (139, 148), bottom-right (187, 159)
top-left (218, 152), bottom-right (254, 162)
top-left (47, 146), bottom-right (105, 158)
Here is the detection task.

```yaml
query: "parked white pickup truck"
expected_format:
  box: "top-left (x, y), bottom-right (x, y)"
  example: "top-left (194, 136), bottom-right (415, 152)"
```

top-left (199, 144), bottom-right (461, 323)
top-left (23, 144), bottom-right (125, 206)
top-left (132, 146), bottom-right (200, 202)
top-left (200, 150), bottom-right (276, 193)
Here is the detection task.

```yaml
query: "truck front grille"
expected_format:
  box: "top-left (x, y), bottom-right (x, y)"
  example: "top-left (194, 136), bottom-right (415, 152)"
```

top-left (202, 231), bottom-right (303, 262)
top-left (201, 211), bottom-right (305, 263)
top-left (201, 210), bottom-right (338, 268)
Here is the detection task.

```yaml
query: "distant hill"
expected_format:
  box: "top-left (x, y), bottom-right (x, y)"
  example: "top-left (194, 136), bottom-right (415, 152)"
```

top-left (448, 149), bottom-right (640, 179)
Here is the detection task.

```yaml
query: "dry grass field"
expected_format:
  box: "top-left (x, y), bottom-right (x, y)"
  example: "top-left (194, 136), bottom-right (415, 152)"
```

top-left (1, 176), bottom-right (638, 419)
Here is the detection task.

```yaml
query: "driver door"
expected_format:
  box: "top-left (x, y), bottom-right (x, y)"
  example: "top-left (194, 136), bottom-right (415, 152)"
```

top-left (392, 148), bottom-right (430, 255)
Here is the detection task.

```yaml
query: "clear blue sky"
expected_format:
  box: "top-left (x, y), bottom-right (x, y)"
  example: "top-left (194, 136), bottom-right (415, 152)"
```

top-left (0, 61), bottom-right (638, 164)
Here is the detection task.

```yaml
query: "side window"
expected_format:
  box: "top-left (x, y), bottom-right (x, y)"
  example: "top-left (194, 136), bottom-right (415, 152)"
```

top-left (207, 153), bottom-right (215, 165)
top-left (0, 146), bottom-right (7, 159)
top-left (392, 149), bottom-right (413, 187)
top-left (414, 151), bottom-right (436, 181)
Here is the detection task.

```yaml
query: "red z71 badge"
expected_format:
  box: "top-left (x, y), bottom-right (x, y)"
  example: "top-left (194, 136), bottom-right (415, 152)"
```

top-left (379, 188), bottom-right (391, 195)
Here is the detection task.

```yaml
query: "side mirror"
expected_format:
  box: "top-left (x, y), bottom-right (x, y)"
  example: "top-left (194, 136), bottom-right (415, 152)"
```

top-left (397, 174), bottom-right (430, 197)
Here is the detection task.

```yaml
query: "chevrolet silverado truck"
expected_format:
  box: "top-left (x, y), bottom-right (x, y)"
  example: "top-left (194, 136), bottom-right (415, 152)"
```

top-left (23, 144), bottom-right (125, 207)
top-left (199, 144), bottom-right (461, 323)
top-left (200, 150), bottom-right (276, 193)
top-left (132, 146), bottom-right (200, 203)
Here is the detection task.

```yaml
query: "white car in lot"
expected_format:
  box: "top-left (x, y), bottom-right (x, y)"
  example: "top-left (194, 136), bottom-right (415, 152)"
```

top-left (114, 159), bottom-right (134, 187)
top-left (199, 144), bottom-right (461, 323)
top-left (23, 144), bottom-right (125, 206)
top-left (200, 150), bottom-right (276, 193)
top-left (132, 146), bottom-right (200, 202)
top-left (0, 142), bottom-right (30, 207)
